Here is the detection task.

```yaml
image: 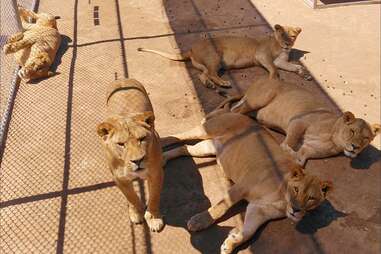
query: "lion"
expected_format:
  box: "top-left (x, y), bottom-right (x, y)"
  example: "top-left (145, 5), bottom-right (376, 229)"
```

top-left (3, 6), bottom-right (61, 82)
top-left (137, 24), bottom-right (310, 89)
top-left (97, 79), bottom-right (164, 232)
top-left (211, 77), bottom-right (381, 166)
top-left (162, 113), bottom-right (332, 254)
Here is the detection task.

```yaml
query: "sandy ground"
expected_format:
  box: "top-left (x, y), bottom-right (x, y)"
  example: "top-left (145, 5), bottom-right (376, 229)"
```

top-left (0, 0), bottom-right (380, 253)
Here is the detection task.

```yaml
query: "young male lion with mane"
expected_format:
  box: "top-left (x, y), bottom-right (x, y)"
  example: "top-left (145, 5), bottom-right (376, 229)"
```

top-left (211, 78), bottom-right (381, 166)
top-left (97, 79), bottom-right (164, 232)
top-left (162, 113), bottom-right (332, 254)
top-left (138, 24), bottom-right (310, 89)
top-left (3, 6), bottom-right (61, 82)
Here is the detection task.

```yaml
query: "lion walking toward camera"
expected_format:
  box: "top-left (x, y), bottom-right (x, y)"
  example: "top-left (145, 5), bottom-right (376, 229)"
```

top-left (97, 79), bottom-right (164, 232)
top-left (3, 6), bottom-right (61, 82)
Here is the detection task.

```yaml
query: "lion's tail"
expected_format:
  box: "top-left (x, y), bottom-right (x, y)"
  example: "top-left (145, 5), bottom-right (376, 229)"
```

top-left (137, 47), bottom-right (190, 61)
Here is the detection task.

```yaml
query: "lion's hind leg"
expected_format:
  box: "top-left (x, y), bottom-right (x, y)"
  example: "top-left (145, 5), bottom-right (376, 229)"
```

top-left (161, 124), bottom-right (210, 148)
top-left (163, 139), bottom-right (216, 165)
top-left (18, 5), bottom-right (39, 22)
top-left (190, 57), bottom-right (216, 88)
top-left (19, 51), bottom-right (53, 81)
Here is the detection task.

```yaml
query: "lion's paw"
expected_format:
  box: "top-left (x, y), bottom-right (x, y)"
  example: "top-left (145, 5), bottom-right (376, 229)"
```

top-left (128, 207), bottom-right (144, 224)
top-left (144, 211), bottom-right (164, 232)
top-left (220, 229), bottom-right (242, 254)
top-left (205, 80), bottom-right (216, 89)
top-left (187, 211), bottom-right (214, 232)
top-left (3, 44), bottom-right (13, 54)
top-left (220, 241), bottom-right (234, 254)
top-left (219, 80), bottom-right (232, 88)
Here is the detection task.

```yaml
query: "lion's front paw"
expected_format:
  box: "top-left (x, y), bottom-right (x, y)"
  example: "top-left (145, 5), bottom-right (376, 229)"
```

top-left (205, 80), bottom-right (216, 89)
top-left (220, 241), bottom-right (233, 254)
top-left (187, 211), bottom-right (214, 232)
top-left (3, 44), bottom-right (13, 54)
top-left (144, 211), bottom-right (164, 232)
top-left (219, 80), bottom-right (232, 88)
top-left (220, 229), bottom-right (243, 254)
top-left (17, 68), bottom-right (30, 81)
top-left (128, 207), bottom-right (144, 224)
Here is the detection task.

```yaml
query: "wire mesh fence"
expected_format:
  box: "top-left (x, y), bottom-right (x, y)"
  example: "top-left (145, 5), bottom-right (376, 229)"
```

top-left (0, 0), bottom-right (380, 254)
top-left (0, 0), bottom-right (36, 144)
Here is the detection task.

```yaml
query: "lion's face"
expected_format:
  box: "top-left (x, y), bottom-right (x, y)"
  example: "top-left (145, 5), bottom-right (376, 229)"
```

top-left (97, 112), bottom-right (154, 172)
top-left (335, 112), bottom-right (380, 158)
top-left (285, 168), bottom-right (332, 222)
top-left (273, 24), bottom-right (302, 50)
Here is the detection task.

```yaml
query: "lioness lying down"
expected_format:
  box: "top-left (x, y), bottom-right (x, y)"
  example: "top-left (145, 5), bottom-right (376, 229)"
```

top-left (212, 78), bottom-right (381, 166)
top-left (162, 113), bottom-right (332, 254)
top-left (138, 24), bottom-right (310, 89)
top-left (97, 79), bottom-right (164, 232)
top-left (3, 6), bottom-right (61, 82)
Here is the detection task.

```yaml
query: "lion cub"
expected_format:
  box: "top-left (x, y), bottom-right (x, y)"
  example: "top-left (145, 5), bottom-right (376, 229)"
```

top-left (97, 79), bottom-right (164, 232)
top-left (138, 24), bottom-right (309, 89)
top-left (214, 78), bottom-right (381, 166)
top-left (162, 113), bottom-right (332, 254)
top-left (3, 6), bottom-right (61, 82)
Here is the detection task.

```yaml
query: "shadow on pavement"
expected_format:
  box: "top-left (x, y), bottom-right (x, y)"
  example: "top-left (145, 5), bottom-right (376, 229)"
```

top-left (162, 156), bottom-right (233, 253)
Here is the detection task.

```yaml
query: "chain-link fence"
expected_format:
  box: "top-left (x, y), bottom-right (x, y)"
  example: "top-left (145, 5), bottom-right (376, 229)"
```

top-left (0, 0), bottom-right (380, 253)
top-left (0, 0), bottom-right (36, 146)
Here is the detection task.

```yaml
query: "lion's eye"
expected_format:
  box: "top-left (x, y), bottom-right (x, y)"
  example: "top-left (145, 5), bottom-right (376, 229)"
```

top-left (350, 129), bottom-right (355, 137)
top-left (117, 142), bottom-right (124, 146)
top-left (294, 187), bottom-right (299, 194)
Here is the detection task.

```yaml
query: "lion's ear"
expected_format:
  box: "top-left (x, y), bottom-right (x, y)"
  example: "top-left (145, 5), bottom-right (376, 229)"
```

top-left (133, 111), bottom-right (155, 126)
top-left (321, 180), bottom-right (333, 197)
top-left (274, 24), bottom-right (283, 31)
top-left (290, 167), bottom-right (305, 180)
top-left (97, 122), bottom-right (114, 138)
top-left (342, 111), bottom-right (355, 124)
top-left (295, 27), bottom-right (302, 34)
top-left (371, 124), bottom-right (381, 136)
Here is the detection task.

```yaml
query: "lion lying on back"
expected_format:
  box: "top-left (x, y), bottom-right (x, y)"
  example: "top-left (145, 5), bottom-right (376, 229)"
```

top-left (3, 6), bottom-right (61, 82)
top-left (138, 24), bottom-right (310, 89)
top-left (212, 78), bottom-right (381, 166)
top-left (162, 113), bottom-right (332, 254)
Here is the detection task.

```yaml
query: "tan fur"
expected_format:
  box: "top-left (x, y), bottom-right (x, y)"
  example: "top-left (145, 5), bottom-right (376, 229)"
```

top-left (97, 79), bottom-right (165, 232)
top-left (3, 6), bottom-right (61, 82)
top-left (162, 113), bottom-right (332, 254)
top-left (214, 78), bottom-right (381, 166)
top-left (137, 24), bottom-right (310, 89)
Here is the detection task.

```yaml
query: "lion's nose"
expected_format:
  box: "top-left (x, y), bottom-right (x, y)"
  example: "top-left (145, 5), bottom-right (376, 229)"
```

top-left (132, 158), bottom-right (144, 168)
top-left (351, 144), bottom-right (360, 150)
top-left (292, 207), bottom-right (301, 214)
